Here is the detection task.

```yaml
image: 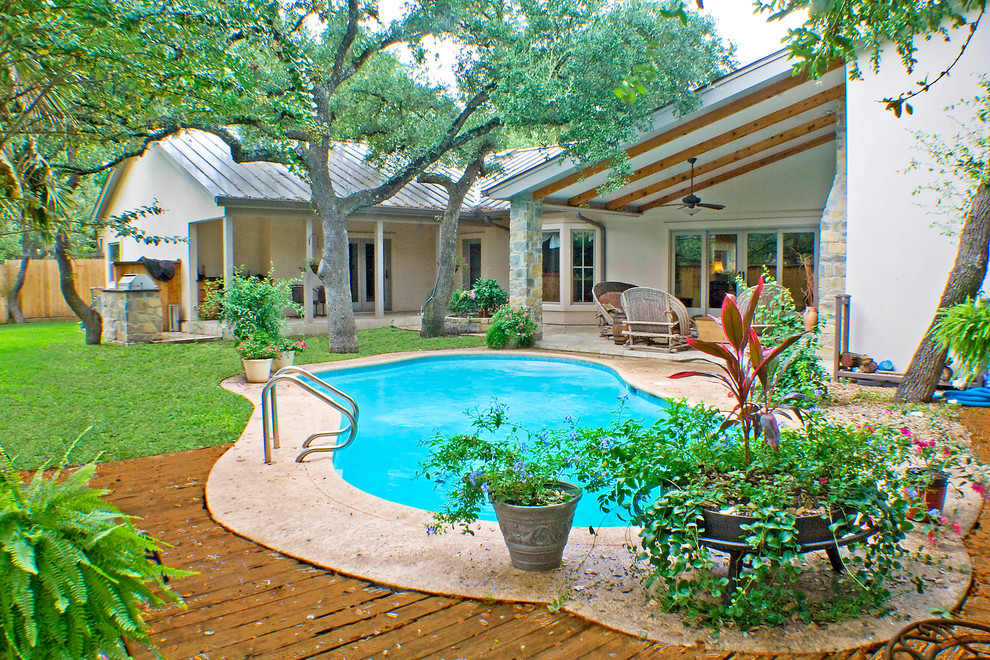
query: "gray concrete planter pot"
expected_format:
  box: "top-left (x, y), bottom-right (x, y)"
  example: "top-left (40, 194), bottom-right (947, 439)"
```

top-left (444, 316), bottom-right (492, 335)
top-left (491, 481), bottom-right (582, 572)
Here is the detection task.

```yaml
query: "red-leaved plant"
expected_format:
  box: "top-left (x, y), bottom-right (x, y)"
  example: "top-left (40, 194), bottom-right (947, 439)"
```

top-left (671, 277), bottom-right (805, 466)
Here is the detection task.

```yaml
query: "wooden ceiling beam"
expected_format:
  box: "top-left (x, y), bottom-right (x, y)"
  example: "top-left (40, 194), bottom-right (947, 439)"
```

top-left (637, 131), bottom-right (836, 212)
top-left (532, 64), bottom-right (843, 201)
top-left (569, 84), bottom-right (843, 207)
top-left (604, 114), bottom-right (835, 209)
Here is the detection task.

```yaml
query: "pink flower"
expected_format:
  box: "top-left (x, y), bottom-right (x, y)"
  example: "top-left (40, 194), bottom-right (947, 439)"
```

top-left (928, 531), bottom-right (936, 544)
top-left (952, 521), bottom-right (963, 535)
top-left (940, 516), bottom-right (948, 525)
top-left (974, 483), bottom-right (987, 496)
top-left (900, 427), bottom-right (912, 437)
top-left (817, 477), bottom-right (827, 484)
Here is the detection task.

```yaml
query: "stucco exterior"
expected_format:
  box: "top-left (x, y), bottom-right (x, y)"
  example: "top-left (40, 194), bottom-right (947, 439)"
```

top-left (846, 18), bottom-right (990, 369)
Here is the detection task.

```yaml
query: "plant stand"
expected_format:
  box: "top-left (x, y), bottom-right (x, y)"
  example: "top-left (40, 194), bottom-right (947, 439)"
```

top-left (698, 508), bottom-right (876, 600)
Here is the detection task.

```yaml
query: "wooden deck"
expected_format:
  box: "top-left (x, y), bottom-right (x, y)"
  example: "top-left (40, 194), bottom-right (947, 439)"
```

top-left (94, 409), bottom-right (990, 659)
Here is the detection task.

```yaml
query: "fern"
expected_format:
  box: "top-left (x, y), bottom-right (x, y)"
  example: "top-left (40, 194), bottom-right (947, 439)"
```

top-left (0, 445), bottom-right (191, 659)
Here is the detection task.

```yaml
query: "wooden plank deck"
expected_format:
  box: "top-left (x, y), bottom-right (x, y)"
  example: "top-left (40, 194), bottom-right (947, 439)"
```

top-left (94, 409), bottom-right (990, 659)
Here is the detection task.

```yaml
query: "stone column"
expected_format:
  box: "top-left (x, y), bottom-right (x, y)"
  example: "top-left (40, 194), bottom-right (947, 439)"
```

top-left (817, 93), bottom-right (848, 368)
top-left (509, 194), bottom-right (543, 339)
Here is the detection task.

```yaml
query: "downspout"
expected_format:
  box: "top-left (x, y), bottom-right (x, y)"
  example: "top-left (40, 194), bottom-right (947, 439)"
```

top-left (577, 212), bottom-right (606, 279)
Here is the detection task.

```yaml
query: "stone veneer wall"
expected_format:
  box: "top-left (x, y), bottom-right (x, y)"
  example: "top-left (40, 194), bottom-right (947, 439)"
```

top-left (508, 196), bottom-right (544, 339)
top-left (817, 94), bottom-right (847, 369)
top-left (98, 289), bottom-right (162, 344)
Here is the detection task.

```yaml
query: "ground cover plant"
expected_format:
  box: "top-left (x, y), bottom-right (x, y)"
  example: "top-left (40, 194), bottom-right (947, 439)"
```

top-left (0, 323), bottom-right (482, 468)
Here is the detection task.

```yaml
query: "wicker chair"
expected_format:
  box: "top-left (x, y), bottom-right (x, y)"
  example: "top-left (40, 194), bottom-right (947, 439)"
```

top-left (592, 281), bottom-right (637, 337)
top-left (736, 283), bottom-right (795, 314)
top-left (619, 287), bottom-right (691, 352)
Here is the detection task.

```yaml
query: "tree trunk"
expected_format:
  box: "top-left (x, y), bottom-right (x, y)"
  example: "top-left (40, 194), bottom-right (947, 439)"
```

top-left (6, 227), bottom-right (30, 323)
top-left (307, 144), bottom-right (359, 353)
top-left (895, 173), bottom-right (990, 402)
top-left (53, 230), bottom-right (102, 344)
top-left (420, 155), bottom-right (487, 338)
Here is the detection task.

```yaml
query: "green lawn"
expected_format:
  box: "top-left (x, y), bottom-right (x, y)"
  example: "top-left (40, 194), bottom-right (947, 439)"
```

top-left (0, 322), bottom-right (483, 468)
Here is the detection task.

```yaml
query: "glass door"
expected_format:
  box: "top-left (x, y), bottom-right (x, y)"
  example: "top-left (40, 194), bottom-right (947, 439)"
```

top-left (349, 239), bottom-right (392, 312)
top-left (707, 233), bottom-right (738, 310)
top-left (673, 234), bottom-right (702, 313)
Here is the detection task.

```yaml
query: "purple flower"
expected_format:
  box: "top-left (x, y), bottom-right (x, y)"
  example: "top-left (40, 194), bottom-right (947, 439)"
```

top-left (425, 524), bottom-right (438, 536)
top-left (616, 394), bottom-right (629, 402)
top-left (564, 415), bottom-right (574, 423)
top-left (481, 483), bottom-right (490, 496)
top-left (600, 436), bottom-right (614, 450)
top-left (568, 454), bottom-right (582, 466)
top-left (468, 470), bottom-right (481, 486)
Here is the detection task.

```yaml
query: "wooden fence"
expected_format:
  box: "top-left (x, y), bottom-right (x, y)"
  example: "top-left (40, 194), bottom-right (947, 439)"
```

top-left (0, 259), bottom-right (106, 322)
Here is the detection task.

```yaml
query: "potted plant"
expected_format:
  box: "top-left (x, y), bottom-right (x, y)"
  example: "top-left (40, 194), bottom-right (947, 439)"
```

top-left (236, 333), bottom-right (278, 382)
top-left (570, 278), bottom-right (918, 628)
top-left (299, 258), bottom-right (321, 275)
top-left (933, 296), bottom-right (990, 383)
top-left (272, 338), bottom-right (306, 373)
top-left (420, 403), bottom-right (582, 571)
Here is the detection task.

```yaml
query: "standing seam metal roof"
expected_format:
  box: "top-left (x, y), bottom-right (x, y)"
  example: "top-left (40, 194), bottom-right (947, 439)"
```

top-left (157, 130), bottom-right (556, 213)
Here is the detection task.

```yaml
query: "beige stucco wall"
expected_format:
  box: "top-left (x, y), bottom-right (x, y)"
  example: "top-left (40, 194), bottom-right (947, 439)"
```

top-left (100, 145), bottom-right (222, 321)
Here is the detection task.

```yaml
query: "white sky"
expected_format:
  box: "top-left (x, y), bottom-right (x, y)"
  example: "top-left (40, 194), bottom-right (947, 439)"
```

top-left (375, 0), bottom-right (808, 89)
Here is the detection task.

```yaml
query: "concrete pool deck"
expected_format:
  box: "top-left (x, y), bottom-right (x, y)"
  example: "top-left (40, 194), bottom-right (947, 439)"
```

top-left (206, 348), bottom-right (981, 653)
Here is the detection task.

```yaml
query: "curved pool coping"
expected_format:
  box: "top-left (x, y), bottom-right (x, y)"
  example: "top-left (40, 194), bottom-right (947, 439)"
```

top-left (206, 348), bottom-right (980, 653)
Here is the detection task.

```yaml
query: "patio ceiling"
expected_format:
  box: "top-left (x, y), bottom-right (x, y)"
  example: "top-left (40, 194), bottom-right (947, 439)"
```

top-left (484, 53), bottom-right (845, 216)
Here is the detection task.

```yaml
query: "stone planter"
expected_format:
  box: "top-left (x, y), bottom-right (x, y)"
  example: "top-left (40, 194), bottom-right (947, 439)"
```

top-left (491, 481), bottom-right (582, 572)
top-left (242, 358), bottom-right (273, 383)
top-left (444, 316), bottom-right (493, 335)
top-left (271, 351), bottom-right (295, 373)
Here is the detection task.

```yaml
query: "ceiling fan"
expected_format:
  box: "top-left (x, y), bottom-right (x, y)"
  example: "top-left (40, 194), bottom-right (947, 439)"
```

top-left (672, 157), bottom-right (725, 214)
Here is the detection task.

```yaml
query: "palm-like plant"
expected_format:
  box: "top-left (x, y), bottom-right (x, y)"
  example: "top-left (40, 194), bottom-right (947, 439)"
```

top-left (671, 277), bottom-right (805, 466)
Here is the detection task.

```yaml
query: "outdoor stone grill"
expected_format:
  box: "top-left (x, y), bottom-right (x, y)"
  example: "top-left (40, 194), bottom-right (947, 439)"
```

top-left (98, 274), bottom-right (162, 345)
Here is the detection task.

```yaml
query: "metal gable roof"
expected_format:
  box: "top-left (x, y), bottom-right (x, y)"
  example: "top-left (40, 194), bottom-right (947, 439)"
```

top-left (156, 130), bottom-right (527, 214)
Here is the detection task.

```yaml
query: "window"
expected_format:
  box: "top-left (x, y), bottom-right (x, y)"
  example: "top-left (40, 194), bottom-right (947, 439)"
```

top-left (571, 230), bottom-right (594, 303)
top-left (462, 239), bottom-right (482, 288)
top-left (108, 242), bottom-right (120, 264)
top-left (782, 232), bottom-right (816, 311)
top-left (673, 235), bottom-right (701, 308)
top-left (746, 233), bottom-right (777, 286)
top-left (541, 232), bottom-right (560, 303)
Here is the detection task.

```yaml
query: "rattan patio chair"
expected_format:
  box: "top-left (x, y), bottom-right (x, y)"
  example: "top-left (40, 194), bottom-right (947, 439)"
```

top-left (619, 287), bottom-right (691, 352)
top-left (592, 281), bottom-right (637, 337)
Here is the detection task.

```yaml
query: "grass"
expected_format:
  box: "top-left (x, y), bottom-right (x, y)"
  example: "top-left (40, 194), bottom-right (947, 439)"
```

top-left (0, 322), bottom-right (483, 468)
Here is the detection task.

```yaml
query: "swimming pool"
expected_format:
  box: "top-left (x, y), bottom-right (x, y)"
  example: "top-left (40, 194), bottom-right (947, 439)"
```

top-left (316, 355), bottom-right (669, 527)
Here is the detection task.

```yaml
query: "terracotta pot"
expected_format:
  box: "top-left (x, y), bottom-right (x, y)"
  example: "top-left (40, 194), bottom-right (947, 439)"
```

top-left (242, 358), bottom-right (273, 383)
top-left (309, 264), bottom-right (319, 274)
top-left (906, 468), bottom-right (948, 519)
top-left (491, 481), bottom-right (582, 572)
top-left (271, 350), bottom-right (295, 373)
top-left (803, 306), bottom-right (819, 332)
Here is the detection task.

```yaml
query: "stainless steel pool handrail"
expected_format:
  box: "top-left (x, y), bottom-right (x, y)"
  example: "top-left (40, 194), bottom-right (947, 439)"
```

top-left (261, 367), bottom-right (359, 464)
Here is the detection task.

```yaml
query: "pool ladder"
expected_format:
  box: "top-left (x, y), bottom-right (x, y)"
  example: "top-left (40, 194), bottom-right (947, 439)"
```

top-left (261, 366), bottom-right (359, 464)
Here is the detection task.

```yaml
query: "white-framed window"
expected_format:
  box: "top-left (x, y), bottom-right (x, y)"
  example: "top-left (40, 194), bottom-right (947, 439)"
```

top-left (540, 221), bottom-right (599, 308)
top-left (571, 229), bottom-right (595, 303)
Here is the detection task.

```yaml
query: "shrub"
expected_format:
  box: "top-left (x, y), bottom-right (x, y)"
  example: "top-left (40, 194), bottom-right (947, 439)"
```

top-left (485, 306), bottom-right (537, 349)
top-left (236, 332), bottom-right (280, 360)
top-left (0, 448), bottom-right (188, 658)
top-left (448, 288), bottom-right (479, 317)
top-left (203, 268), bottom-right (300, 341)
top-left (472, 278), bottom-right (508, 316)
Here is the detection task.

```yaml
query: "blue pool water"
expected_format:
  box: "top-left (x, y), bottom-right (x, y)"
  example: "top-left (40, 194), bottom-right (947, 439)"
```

top-left (316, 355), bottom-right (668, 527)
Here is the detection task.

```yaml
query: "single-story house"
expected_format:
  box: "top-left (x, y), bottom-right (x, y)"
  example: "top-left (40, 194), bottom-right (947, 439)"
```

top-left (98, 14), bottom-right (988, 370)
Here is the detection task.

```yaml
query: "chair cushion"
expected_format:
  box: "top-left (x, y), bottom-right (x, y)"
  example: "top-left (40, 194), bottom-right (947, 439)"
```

top-left (599, 292), bottom-right (623, 310)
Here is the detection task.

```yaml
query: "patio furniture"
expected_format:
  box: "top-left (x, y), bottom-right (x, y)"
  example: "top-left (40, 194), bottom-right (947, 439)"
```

top-left (592, 281), bottom-right (637, 338)
top-left (291, 283), bottom-right (327, 317)
top-left (619, 287), bottom-right (691, 352)
top-left (884, 618), bottom-right (990, 658)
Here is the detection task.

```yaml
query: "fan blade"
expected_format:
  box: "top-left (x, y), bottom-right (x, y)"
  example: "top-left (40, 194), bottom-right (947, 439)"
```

top-left (697, 202), bottom-right (725, 210)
